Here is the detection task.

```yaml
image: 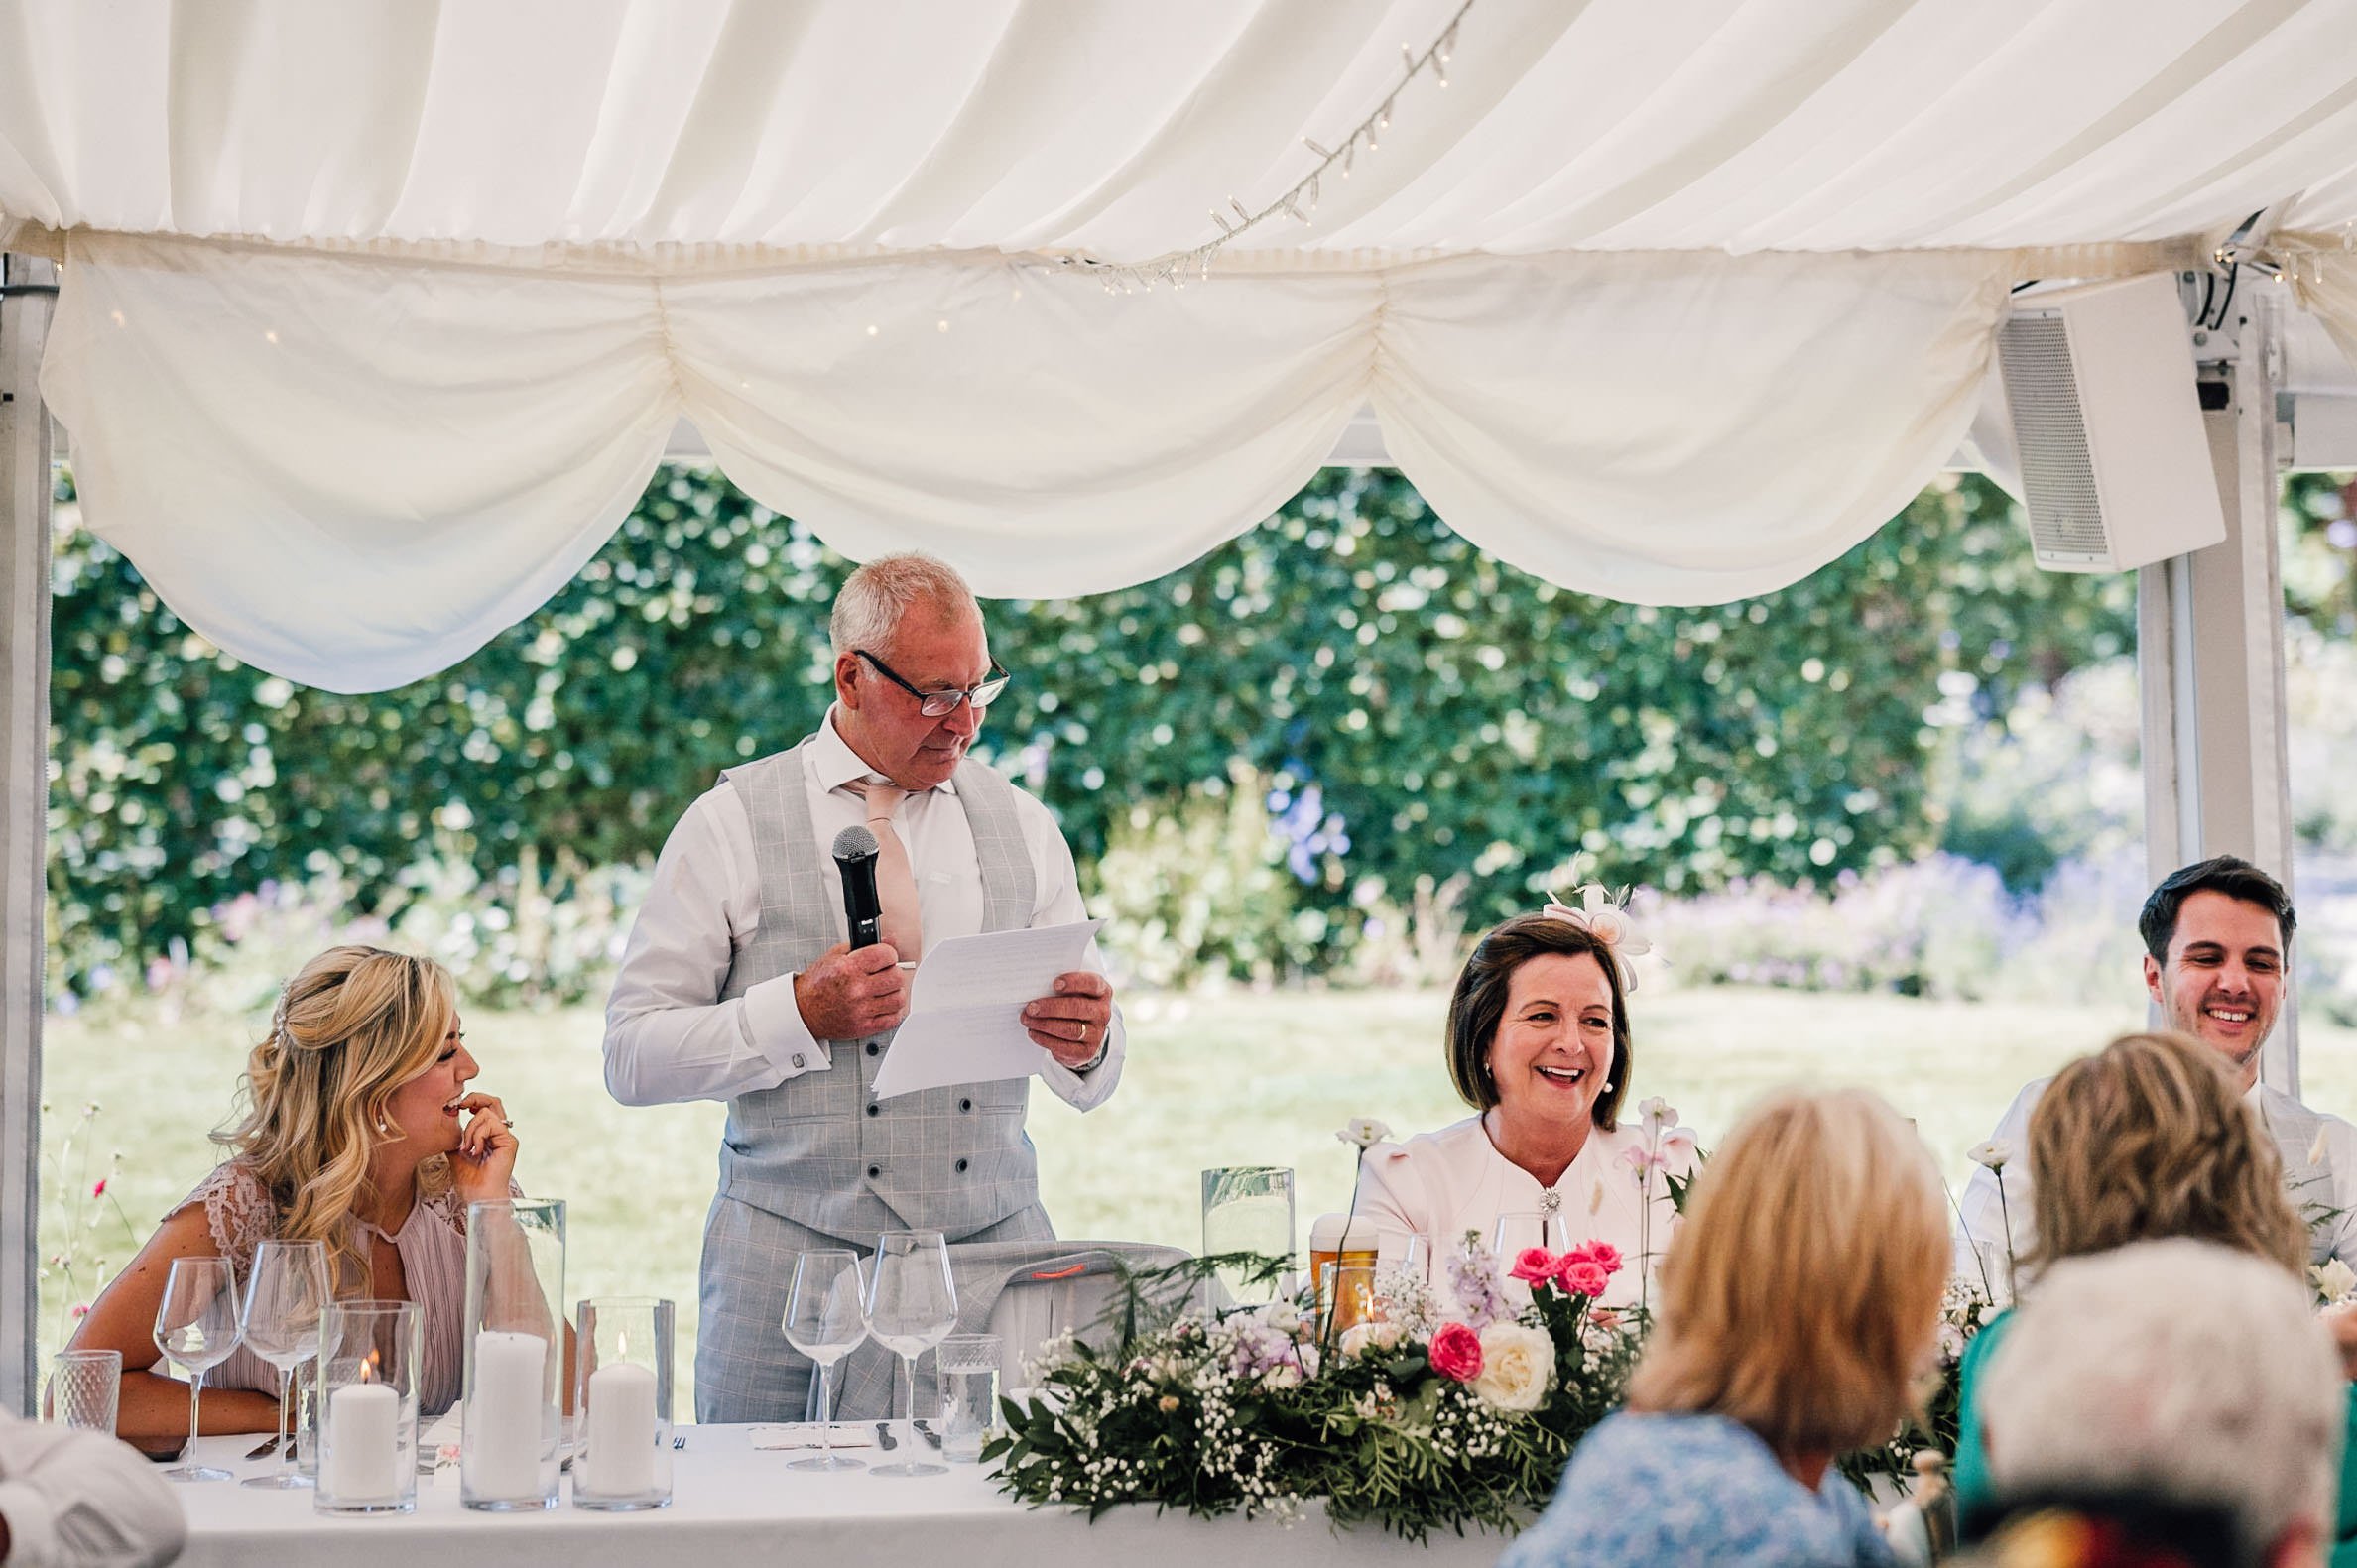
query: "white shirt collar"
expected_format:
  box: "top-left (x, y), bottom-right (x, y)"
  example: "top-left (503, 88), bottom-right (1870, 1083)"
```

top-left (810, 703), bottom-right (958, 797)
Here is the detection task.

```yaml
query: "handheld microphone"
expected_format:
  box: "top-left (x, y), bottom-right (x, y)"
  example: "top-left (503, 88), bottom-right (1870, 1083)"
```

top-left (832, 825), bottom-right (883, 949)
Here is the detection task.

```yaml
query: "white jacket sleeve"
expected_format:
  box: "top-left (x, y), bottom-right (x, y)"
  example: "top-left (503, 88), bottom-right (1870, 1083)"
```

top-left (0, 1413), bottom-right (186, 1568)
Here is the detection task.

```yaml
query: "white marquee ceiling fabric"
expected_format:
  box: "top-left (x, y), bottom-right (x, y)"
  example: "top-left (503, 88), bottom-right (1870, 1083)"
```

top-left (6, 0), bottom-right (2357, 256)
top-left (6, 0), bottom-right (2357, 690)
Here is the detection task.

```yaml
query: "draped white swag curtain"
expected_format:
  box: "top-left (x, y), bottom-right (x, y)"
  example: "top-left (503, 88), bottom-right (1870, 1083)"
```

top-left (11, 0), bottom-right (2357, 690)
top-left (40, 234), bottom-right (2014, 692)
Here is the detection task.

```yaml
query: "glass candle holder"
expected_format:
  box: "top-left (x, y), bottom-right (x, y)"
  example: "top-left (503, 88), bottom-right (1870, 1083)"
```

top-left (47, 1349), bottom-right (121, 1433)
top-left (571, 1297), bottom-right (674, 1510)
top-left (461, 1197), bottom-right (565, 1511)
top-left (1200, 1166), bottom-right (1294, 1305)
top-left (314, 1301), bottom-right (420, 1515)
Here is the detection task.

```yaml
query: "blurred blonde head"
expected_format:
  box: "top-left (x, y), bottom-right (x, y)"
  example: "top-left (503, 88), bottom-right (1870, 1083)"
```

top-left (1629, 1087), bottom-right (1948, 1458)
top-left (218, 945), bottom-right (457, 1291)
top-left (2021, 1030), bottom-right (2304, 1285)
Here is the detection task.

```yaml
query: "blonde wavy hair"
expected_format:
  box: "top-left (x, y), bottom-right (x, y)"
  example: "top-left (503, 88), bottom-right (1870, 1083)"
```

top-left (2021, 1030), bottom-right (2306, 1284)
top-left (216, 945), bottom-right (458, 1293)
top-left (1629, 1087), bottom-right (1950, 1458)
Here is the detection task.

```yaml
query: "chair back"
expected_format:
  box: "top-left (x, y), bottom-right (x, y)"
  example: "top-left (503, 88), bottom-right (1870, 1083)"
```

top-left (983, 1242), bottom-right (1192, 1390)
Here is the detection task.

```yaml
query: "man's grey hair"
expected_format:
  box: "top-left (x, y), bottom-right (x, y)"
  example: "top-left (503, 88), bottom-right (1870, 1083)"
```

top-left (829, 552), bottom-right (981, 660)
top-left (1980, 1237), bottom-right (2342, 1555)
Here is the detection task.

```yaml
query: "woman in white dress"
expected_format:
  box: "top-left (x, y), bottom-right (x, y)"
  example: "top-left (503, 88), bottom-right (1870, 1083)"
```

top-left (1353, 906), bottom-right (1693, 1308)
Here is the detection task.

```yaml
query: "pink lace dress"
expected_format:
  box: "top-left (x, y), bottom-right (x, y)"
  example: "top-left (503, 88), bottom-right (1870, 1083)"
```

top-left (169, 1162), bottom-right (506, 1416)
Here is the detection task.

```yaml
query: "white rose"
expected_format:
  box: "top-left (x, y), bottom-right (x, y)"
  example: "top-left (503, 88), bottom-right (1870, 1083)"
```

top-left (2312, 1259), bottom-right (2357, 1302)
top-left (1339, 1320), bottom-right (1406, 1360)
top-left (1469, 1323), bottom-right (1554, 1412)
top-left (1261, 1363), bottom-right (1303, 1390)
top-left (1259, 1301), bottom-right (1302, 1336)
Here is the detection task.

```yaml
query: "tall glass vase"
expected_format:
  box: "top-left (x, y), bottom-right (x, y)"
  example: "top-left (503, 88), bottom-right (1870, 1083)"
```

top-left (460, 1197), bottom-right (565, 1511)
top-left (314, 1300), bottom-right (420, 1515)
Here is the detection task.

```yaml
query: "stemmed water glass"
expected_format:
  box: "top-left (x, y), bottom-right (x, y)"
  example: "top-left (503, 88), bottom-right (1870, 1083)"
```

top-left (782, 1249), bottom-right (869, 1472)
top-left (862, 1230), bottom-right (956, 1479)
top-left (153, 1255), bottom-right (242, 1481)
top-left (239, 1239), bottom-right (330, 1488)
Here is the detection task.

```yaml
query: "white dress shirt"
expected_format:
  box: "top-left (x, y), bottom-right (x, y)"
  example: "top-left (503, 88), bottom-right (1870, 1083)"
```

top-left (1955, 1075), bottom-right (2357, 1270)
top-left (603, 707), bottom-right (1122, 1111)
top-left (0, 1411), bottom-right (186, 1568)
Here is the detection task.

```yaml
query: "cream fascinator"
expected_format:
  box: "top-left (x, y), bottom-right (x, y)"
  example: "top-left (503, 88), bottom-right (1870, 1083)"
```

top-left (1538, 881), bottom-right (1656, 993)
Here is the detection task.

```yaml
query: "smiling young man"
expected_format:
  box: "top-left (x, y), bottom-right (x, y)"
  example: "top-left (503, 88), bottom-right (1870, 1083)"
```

top-left (601, 553), bottom-right (1124, 1424)
top-left (1957, 856), bottom-right (2357, 1272)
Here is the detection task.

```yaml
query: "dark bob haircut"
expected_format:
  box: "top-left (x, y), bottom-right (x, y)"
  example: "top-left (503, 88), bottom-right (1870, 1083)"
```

top-left (2138, 855), bottom-right (2295, 964)
top-left (1445, 913), bottom-right (1632, 1130)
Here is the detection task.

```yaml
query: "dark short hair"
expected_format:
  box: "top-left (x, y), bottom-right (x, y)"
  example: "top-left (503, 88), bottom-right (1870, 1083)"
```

top-left (1444, 913), bottom-right (1631, 1130)
top-left (2138, 856), bottom-right (2295, 963)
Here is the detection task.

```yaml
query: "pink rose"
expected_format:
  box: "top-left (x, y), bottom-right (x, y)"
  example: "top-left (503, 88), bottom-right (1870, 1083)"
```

top-left (1582, 1242), bottom-right (1624, 1275)
top-left (1428, 1322), bottom-right (1485, 1381)
top-left (1508, 1247), bottom-right (1560, 1284)
top-left (1558, 1260), bottom-right (1611, 1298)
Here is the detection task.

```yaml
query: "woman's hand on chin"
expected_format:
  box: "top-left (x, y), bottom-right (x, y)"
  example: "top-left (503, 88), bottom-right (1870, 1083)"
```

top-left (448, 1092), bottom-right (519, 1202)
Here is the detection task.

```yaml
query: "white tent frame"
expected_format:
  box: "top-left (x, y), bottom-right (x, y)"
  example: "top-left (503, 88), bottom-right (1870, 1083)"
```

top-left (1, 245), bottom-right (2332, 1412)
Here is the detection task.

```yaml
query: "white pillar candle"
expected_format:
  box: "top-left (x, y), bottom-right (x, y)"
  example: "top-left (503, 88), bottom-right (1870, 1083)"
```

top-left (323, 1379), bottom-right (399, 1503)
top-left (583, 1361), bottom-right (659, 1496)
top-left (465, 1330), bottom-right (548, 1498)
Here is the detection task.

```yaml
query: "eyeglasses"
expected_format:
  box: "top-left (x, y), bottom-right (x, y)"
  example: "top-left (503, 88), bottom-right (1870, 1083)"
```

top-left (855, 650), bottom-right (1011, 717)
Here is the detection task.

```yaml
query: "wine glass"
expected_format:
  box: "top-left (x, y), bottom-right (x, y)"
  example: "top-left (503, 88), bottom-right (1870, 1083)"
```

top-left (782, 1250), bottom-right (869, 1472)
top-left (1491, 1211), bottom-right (1561, 1259)
top-left (239, 1239), bottom-right (330, 1488)
top-left (862, 1231), bottom-right (956, 1479)
top-left (153, 1255), bottom-right (242, 1481)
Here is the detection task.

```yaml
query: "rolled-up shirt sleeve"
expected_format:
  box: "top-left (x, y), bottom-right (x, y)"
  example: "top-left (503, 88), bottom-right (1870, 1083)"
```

top-left (1022, 793), bottom-right (1124, 1114)
top-left (0, 1413), bottom-right (186, 1568)
top-left (602, 787), bottom-right (827, 1106)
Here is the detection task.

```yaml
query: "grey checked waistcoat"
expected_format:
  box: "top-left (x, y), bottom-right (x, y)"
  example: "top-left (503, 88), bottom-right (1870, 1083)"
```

top-left (714, 738), bottom-right (1040, 1242)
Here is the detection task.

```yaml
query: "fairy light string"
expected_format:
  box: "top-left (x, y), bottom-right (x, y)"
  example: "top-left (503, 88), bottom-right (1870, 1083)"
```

top-left (1059, 0), bottom-right (1478, 294)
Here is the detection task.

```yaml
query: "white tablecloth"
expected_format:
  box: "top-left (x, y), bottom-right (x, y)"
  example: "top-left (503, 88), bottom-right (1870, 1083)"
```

top-left (169, 1425), bottom-right (1511, 1568)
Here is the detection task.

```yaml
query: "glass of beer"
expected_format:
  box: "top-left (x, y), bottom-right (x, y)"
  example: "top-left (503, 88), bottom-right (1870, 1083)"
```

top-left (1309, 1214), bottom-right (1380, 1333)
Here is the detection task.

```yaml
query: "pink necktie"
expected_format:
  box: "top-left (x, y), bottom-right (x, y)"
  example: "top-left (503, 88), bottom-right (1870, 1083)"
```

top-left (855, 782), bottom-right (924, 961)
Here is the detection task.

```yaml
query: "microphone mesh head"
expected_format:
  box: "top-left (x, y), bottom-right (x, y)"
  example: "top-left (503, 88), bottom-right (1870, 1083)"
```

top-left (832, 824), bottom-right (880, 859)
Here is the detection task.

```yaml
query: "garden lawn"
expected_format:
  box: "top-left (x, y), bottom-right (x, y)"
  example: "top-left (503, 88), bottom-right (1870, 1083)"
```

top-left (39, 983), bottom-right (2357, 1393)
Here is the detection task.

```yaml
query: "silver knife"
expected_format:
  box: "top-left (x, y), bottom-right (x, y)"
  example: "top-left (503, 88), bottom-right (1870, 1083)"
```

top-left (243, 1434), bottom-right (283, 1461)
top-left (875, 1421), bottom-right (899, 1451)
top-left (912, 1418), bottom-right (943, 1450)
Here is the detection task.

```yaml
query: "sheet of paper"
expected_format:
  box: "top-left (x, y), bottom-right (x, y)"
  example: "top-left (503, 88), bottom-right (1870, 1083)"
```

top-left (869, 918), bottom-right (1105, 1100)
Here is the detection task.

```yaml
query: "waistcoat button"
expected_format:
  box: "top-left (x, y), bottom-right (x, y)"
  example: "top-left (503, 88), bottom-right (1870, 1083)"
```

top-left (867, 1164), bottom-right (881, 1178)
top-left (866, 1042), bottom-right (880, 1056)
top-left (954, 1158), bottom-right (969, 1174)
top-left (958, 1098), bottom-right (972, 1113)
top-left (865, 1103), bottom-right (880, 1118)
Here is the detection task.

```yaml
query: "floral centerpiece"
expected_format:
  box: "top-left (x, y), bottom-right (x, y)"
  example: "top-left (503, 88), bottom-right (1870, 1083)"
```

top-left (986, 1237), bottom-right (1644, 1540)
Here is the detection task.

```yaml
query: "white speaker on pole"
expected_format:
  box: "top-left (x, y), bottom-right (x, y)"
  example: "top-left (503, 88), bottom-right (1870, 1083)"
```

top-left (1995, 271), bottom-right (2227, 572)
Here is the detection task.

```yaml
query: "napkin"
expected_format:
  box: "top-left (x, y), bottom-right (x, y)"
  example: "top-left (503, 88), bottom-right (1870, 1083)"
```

top-left (749, 1423), bottom-right (880, 1450)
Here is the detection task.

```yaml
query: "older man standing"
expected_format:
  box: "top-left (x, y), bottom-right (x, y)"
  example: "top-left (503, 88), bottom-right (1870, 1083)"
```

top-left (1958, 855), bottom-right (2357, 1272)
top-left (603, 553), bottom-right (1122, 1423)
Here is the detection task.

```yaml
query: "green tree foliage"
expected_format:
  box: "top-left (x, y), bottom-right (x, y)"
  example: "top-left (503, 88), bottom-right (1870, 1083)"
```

top-left (48, 465), bottom-right (2131, 992)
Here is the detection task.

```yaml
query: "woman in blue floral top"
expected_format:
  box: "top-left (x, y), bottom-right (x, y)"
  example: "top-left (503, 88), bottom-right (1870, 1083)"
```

top-left (1503, 1088), bottom-right (1950, 1568)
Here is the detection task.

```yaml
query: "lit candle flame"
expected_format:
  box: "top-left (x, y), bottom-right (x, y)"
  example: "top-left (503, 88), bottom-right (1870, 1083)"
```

top-left (360, 1349), bottom-right (380, 1385)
